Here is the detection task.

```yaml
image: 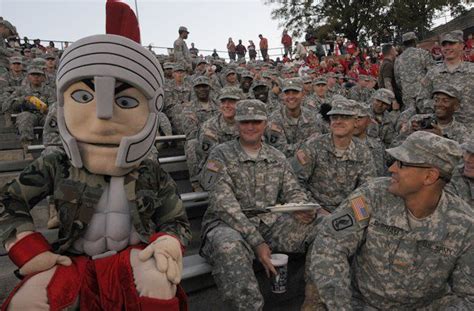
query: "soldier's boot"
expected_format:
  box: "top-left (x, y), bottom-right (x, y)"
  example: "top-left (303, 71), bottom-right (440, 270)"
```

top-left (21, 140), bottom-right (34, 160)
top-left (4, 113), bottom-right (13, 128)
top-left (301, 282), bottom-right (326, 311)
top-left (47, 199), bottom-right (60, 229)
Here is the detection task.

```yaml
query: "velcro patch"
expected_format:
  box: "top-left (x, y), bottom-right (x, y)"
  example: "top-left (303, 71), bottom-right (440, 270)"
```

top-left (332, 214), bottom-right (354, 231)
top-left (350, 196), bottom-right (369, 221)
top-left (204, 130), bottom-right (217, 140)
top-left (207, 160), bottom-right (223, 172)
top-left (296, 150), bottom-right (308, 165)
top-left (271, 123), bottom-right (282, 133)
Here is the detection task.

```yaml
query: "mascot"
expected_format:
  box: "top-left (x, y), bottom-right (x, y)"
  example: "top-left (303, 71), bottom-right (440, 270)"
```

top-left (1, 1), bottom-right (190, 310)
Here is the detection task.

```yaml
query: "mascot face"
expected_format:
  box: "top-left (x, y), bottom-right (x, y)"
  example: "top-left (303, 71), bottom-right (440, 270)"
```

top-left (63, 79), bottom-right (149, 176)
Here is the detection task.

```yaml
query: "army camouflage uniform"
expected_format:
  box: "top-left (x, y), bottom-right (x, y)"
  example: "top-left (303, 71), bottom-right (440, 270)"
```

top-left (356, 136), bottom-right (386, 177)
top-left (291, 133), bottom-right (376, 212)
top-left (42, 102), bottom-right (63, 156)
top-left (266, 105), bottom-right (322, 157)
top-left (302, 93), bottom-right (327, 112)
top-left (173, 28), bottom-right (192, 71)
top-left (6, 81), bottom-right (56, 142)
top-left (200, 139), bottom-right (317, 310)
top-left (406, 114), bottom-right (471, 144)
top-left (0, 152), bottom-right (192, 252)
top-left (394, 46), bottom-right (434, 109)
top-left (347, 85), bottom-right (373, 103)
top-left (0, 25), bottom-right (14, 73)
top-left (416, 61), bottom-right (474, 126)
top-left (448, 164), bottom-right (474, 208)
top-left (163, 78), bottom-right (192, 134)
top-left (367, 110), bottom-right (398, 148)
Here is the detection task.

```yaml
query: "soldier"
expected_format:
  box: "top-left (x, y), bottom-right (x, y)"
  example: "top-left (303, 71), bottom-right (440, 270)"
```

top-left (367, 88), bottom-right (398, 147)
top-left (347, 75), bottom-right (372, 103)
top-left (196, 87), bottom-right (242, 189)
top-left (303, 78), bottom-right (328, 112)
top-left (251, 79), bottom-right (280, 115)
top-left (200, 99), bottom-right (319, 310)
top-left (173, 26), bottom-right (192, 71)
top-left (448, 139), bottom-right (474, 207)
top-left (266, 78), bottom-right (322, 157)
top-left (1, 56), bottom-right (26, 127)
top-left (416, 30), bottom-right (474, 126)
top-left (394, 32), bottom-right (434, 110)
top-left (378, 43), bottom-right (401, 105)
top-left (163, 63), bottom-right (191, 134)
top-left (222, 67), bottom-right (239, 87)
top-left (240, 70), bottom-right (254, 98)
top-left (0, 19), bottom-right (15, 74)
top-left (183, 76), bottom-right (219, 189)
top-left (353, 101), bottom-right (387, 176)
top-left (325, 72), bottom-right (344, 100)
top-left (43, 53), bottom-right (57, 90)
top-left (162, 61), bottom-right (174, 84)
top-left (291, 98), bottom-right (376, 213)
top-left (6, 66), bottom-right (56, 156)
top-left (395, 85), bottom-right (471, 145)
top-left (308, 131), bottom-right (473, 310)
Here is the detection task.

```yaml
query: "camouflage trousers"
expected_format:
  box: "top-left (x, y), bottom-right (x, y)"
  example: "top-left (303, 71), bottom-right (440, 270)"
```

top-left (201, 214), bottom-right (318, 311)
top-left (16, 111), bottom-right (45, 141)
top-left (185, 138), bottom-right (200, 183)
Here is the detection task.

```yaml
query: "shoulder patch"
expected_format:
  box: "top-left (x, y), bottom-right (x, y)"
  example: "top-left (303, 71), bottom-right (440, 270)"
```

top-left (350, 196), bottom-right (369, 221)
top-left (271, 123), bottom-right (282, 133)
top-left (296, 149), bottom-right (308, 165)
top-left (206, 159), bottom-right (223, 172)
top-left (204, 130), bottom-right (217, 140)
top-left (332, 214), bottom-right (354, 231)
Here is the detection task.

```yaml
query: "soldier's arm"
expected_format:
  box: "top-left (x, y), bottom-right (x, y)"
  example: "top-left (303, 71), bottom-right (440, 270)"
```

top-left (151, 161), bottom-right (192, 247)
top-left (0, 156), bottom-right (56, 245)
top-left (415, 72), bottom-right (434, 113)
top-left (289, 136), bottom-right (317, 188)
top-left (309, 187), bottom-right (371, 310)
top-left (8, 88), bottom-right (27, 112)
top-left (265, 121), bottom-right (291, 157)
top-left (358, 146), bottom-right (377, 186)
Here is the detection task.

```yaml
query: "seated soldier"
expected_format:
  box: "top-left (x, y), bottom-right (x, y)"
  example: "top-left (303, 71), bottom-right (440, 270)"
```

top-left (1, 56), bottom-right (26, 127)
top-left (308, 131), bottom-right (473, 310)
top-left (200, 99), bottom-right (320, 310)
top-left (6, 65), bottom-right (56, 157)
top-left (394, 85), bottom-right (471, 146)
top-left (367, 88), bottom-right (398, 147)
top-left (266, 77), bottom-right (322, 157)
top-left (291, 98), bottom-right (376, 213)
top-left (448, 138), bottom-right (474, 207)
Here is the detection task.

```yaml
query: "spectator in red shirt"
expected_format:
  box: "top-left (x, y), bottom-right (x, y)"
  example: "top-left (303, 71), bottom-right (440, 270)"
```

top-left (227, 37), bottom-right (236, 61)
top-left (346, 39), bottom-right (356, 55)
top-left (281, 30), bottom-right (292, 59)
top-left (306, 50), bottom-right (319, 69)
top-left (259, 34), bottom-right (269, 60)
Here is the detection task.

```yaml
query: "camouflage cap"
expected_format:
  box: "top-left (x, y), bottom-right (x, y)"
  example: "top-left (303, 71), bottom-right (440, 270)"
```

top-left (219, 86), bottom-right (243, 101)
top-left (432, 85), bottom-right (460, 100)
top-left (461, 139), bottom-right (474, 154)
top-left (327, 98), bottom-right (359, 116)
top-left (0, 19), bottom-right (16, 34)
top-left (261, 71), bottom-right (272, 79)
top-left (241, 70), bottom-right (254, 79)
top-left (282, 78), bottom-right (303, 92)
top-left (237, 58), bottom-right (246, 65)
top-left (251, 79), bottom-right (270, 89)
top-left (27, 66), bottom-right (45, 75)
top-left (326, 72), bottom-right (336, 79)
top-left (355, 101), bottom-right (371, 117)
top-left (402, 32), bottom-right (417, 42)
top-left (178, 26), bottom-right (189, 33)
top-left (235, 99), bottom-right (267, 121)
top-left (163, 62), bottom-right (175, 70)
top-left (193, 75), bottom-right (211, 87)
top-left (440, 30), bottom-right (464, 44)
top-left (9, 56), bottom-right (23, 64)
top-left (43, 53), bottom-right (56, 60)
top-left (172, 63), bottom-right (186, 72)
top-left (30, 47), bottom-right (39, 54)
top-left (386, 131), bottom-right (462, 178)
top-left (196, 58), bottom-right (207, 65)
top-left (313, 77), bottom-right (327, 85)
top-left (359, 74), bottom-right (370, 81)
top-left (373, 88), bottom-right (394, 105)
top-left (302, 75), bottom-right (313, 84)
top-left (224, 68), bottom-right (236, 76)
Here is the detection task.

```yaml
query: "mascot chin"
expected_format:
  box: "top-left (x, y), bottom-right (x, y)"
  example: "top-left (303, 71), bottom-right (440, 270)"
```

top-left (1, 1), bottom-right (190, 310)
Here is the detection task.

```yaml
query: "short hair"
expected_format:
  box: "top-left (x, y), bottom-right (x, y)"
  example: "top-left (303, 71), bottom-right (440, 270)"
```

top-left (403, 39), bottom-right (416, 48)
top-left (382, 44), bottom-right (394, 56)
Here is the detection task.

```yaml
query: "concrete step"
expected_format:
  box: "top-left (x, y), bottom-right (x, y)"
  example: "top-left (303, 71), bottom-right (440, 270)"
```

top-left (0, 149), bottom-right (25, 162)
top-left (0, 141), bottom-right (22, 151)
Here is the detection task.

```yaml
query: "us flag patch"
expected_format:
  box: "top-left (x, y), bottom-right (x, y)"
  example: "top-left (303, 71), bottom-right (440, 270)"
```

top-left (350, 196), bottom-right (369, 221)
top-left (207, 160), bottom-right (222, 172)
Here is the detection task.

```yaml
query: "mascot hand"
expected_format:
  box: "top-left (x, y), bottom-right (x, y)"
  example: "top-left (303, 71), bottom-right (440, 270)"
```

top-left (138, 235), bottom-right (183, 285)
top-left (19, 251), bottom-right (72, 276)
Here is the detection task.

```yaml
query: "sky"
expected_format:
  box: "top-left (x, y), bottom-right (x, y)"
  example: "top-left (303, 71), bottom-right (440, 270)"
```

top-left (1, 0), bottom-right (292, 58)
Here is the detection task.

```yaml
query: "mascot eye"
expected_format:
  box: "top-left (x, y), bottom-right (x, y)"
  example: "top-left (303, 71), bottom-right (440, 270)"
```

top-left (71, 90), bottom-right (94, 103)
top-left (116, 96), bottom-right (139, 109)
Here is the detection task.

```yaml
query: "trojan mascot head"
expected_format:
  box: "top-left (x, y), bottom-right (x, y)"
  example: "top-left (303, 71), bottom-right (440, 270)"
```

top-left (56, 0), bottom-right (163, 176)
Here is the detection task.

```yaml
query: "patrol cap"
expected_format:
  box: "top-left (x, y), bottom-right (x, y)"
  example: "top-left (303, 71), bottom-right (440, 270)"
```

top-left (326, 72), bottom-right (336, 79)
top-left (261, 71), bottom-right (272, 79)
top-left (402, 32), bottom-right (417, 42)
top-left (241, 71), bottom-right (254, 79)
top-left (27, 66), bottom-right (45, 75)
top-left (327, 98), bottom-right (359, 116)
top-left (461, 139), bottom-right (474, 154)
top-left (235, 99), bottom-right (267, 121)
top-left (163, 62), bottom-right (174, 70)
top-left (193, 75), bottom-right (211, 87)
top-left (440, 30), bottom-right (464, 44)
top-left (218, 86), bottom-right (242, 101)
top-left (282, 78), bottom-right (303, 92)
top-left (172, 63), bottom-right (186, 72)
top-left (43, 53), bottom-right (56, 60)
top-left (386, 131), bottom-right (462, 178)
top-left (196, 58), bottom-right (207, 65)
top-left (0, 19), bottom-right (16, 34)
top-left (30, 47), bottom-right (39, 54)
top-left (359, 74), bottom-right (370, 81)
top-left (251, 79), bottom-right (270, 90)
top-left (313, 77), bottom-right (327, 85)
top-left (178, 26), bottom-right (189, 33)
top-left (355, 101), bottom-right (371, 117)
top-left (302, 75), bottom-right (312, 84)
top-left (224, 68), bottom-right (236, 76)
top-left (9, 56), bottom-right (23, 64)
top-left (432, 85), bottom-right (460, 100)
top-left (373, 88), bottom-right (394, 105)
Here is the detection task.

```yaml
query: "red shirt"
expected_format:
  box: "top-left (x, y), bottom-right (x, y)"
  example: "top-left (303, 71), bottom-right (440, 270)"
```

top-left (260, 38), bottom-right (268, 49)
top-left (281, 34), bottom-right (292, 47)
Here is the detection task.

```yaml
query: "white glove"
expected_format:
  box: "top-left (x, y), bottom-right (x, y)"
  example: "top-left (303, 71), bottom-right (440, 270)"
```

top-left (138, 235), bottom-right (183, 285)
top-left (20, 251), bottom-right (72, 276)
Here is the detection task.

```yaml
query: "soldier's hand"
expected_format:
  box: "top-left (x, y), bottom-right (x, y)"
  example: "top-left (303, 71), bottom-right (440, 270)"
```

top-left (423, 123), bottom-right (442, 136)
top-left (19, 251), bottom-right (72, 276)
top-left (255, 243), bottom-right (277, 278)
top-left (293, 210), bottom-right (316, 224)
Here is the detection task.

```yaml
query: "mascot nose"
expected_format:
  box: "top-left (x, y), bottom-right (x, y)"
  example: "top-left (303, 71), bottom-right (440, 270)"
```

top-left (94, 76), bottom-right (116, 120)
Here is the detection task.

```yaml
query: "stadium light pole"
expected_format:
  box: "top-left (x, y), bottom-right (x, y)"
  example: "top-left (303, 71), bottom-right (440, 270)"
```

top-left (134, 0), bottom-right (140, 24)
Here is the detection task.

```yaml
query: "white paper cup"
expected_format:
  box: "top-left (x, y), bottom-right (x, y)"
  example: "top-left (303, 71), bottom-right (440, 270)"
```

top-left (270, 253), bottom-right (288, 293)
